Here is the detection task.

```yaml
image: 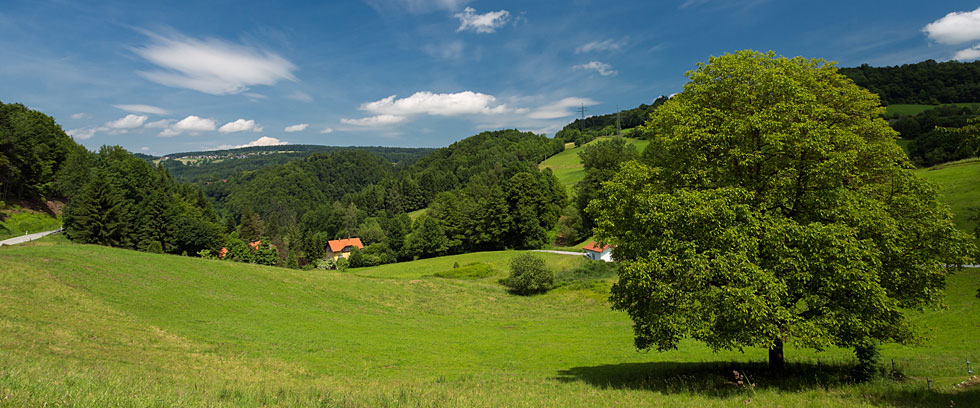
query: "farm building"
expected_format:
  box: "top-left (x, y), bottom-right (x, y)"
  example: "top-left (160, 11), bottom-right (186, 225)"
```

top-left (583, 241), bottom-right (614, 262)
top-left (326, 238), bottom-right (364, 260)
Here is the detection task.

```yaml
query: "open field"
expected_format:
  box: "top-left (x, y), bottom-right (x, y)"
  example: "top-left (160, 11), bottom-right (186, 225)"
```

top-left (915, 158), bottom-right (980, 252)
top-left (1, 236), bottom-right (979, 406)
top-left (539, 137), bottom-right (650, 193)
top-left (885, 103), bottom-right (980, 117)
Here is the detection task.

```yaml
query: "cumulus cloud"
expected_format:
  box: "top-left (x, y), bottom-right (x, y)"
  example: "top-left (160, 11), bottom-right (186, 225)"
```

top-left (159, 115), bottom-right (216, 136)
top-left (67, 128), bottom-right (96, 140)
top-left (455, 7), bottom-right (510, 33)
top-left (106, 114), bottom-right (148, 129)
top-left (340, 115), bottom-right (407, 127)
top-left (140, 146), bottom-right (150, 151)
top-left (134, 32), bottom-right (297, 95)
top-left (361, 91), bottom-right (509, 116)
top-left (284, 123), bottom-right (310, 132)
top-left (527, 97), bottom-right (599, 120)
top-left (219, 119), bottom-right (262, 133)
top-left (145, 119), bottom-right (174, 128)
top-left (320, 127), bottom-right (334, 134)
top-left (575, 38), bottom-right (626, 53)
top-left (216, 136), bottom-right (288, 150)
top-left (114, 104), bottom-right (169, 115)
top-left (70, 113), bottom-right (90, 120)
top-left (573, 61), bottom-right (618, 76)
top-left (924, 7), bottom-right (980, 44)
top-left (953, 45), bottom-right (980, 61)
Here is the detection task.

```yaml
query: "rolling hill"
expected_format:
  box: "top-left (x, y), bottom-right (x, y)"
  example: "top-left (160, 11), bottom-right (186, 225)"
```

top-left (1, 235), bottom-right (978, 406)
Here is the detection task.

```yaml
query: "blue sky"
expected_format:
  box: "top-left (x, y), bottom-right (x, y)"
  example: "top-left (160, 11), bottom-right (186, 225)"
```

top-left (2, 0), bottom-right (980, 155)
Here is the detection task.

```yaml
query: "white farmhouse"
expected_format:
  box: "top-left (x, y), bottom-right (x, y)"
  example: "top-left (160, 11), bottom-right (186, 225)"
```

top-left (583, 241), bottom-right (614, 262)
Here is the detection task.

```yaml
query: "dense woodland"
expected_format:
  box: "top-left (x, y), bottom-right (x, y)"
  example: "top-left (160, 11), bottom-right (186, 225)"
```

top-left (553, 96), bottom-right (668, 146)
top-left (840, 59), bottom-right (980, 105)
top-left (158, 145), bottom-right (433, 184)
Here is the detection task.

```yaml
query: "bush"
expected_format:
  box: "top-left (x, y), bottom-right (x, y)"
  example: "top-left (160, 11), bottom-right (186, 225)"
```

top-left (501, 253), bottom-right (554, 295)
top-left (335, 257), bottom-right (350, 272)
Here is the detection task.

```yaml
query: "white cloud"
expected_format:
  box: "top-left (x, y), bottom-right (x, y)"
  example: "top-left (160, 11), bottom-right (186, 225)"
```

top-left (216, 136), bottom-right (288, 150)
top-left (219, 119), bottom-right (262, 133)
top-left (361, 91), bottom-right (509, 116)
top-left (134, 33), bottom-right (297, 95)
top-left (145, 119), bottom-right (173, 128)
top-left (113, 104), bottom-right (169, 115)
top-left (287, 91), bottom-right (313, 102)
top-left (455, 7), bottom-right (510, 33)
top-left (284, 123), bottom-right (309, 132)
top-left (362, 0), bottom-right (468, 14)
top-left (340, 115), bottom-right (407, 127)
top-left (953, 45), bottom-right (980, 61)
top-left (70, 112), bottom-right (90, 120)
top-left (174, 115), bottom-right (216, 132)
top-left (244, 92), bottom-right (268, 100)
top-left (320, 127), bottom-right (334, 134)
top-left (924, 7), bottom-right (980, 44)
top-left (139, 146), bottom-right (150, 151)
top-left (527, 97), bottom-right (599, 120)
top-left (67, 128), bottom-right (96, 140)
top-left (160, 115), bottom-right (216, 136)
top-left (575, 38), bottom-right (626, 53)
top-left (573, 61), bottom-right (618, 76)
top-left (106, 114), bottom-right (148, 129)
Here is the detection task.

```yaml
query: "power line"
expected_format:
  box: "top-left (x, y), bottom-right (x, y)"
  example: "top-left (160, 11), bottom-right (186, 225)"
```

top-left (577, 103), bottom-right (589, 120)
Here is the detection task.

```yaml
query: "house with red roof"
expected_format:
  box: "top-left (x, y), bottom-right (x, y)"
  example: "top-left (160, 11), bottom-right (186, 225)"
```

top-left (583, 241), bottom-right (614, 262)
top-left (326, 238), bottom-right (364, 260)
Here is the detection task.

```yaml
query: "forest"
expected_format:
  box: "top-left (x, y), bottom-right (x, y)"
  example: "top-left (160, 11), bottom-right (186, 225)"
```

top-left (839, 59), bottom-right (980, 105)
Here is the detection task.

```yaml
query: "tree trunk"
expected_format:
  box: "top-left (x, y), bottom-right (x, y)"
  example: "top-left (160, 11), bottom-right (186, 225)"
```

top-left (768, 338), bottom-right (785, 372)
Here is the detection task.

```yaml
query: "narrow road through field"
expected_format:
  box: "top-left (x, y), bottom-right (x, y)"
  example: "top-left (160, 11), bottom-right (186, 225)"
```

top-left (0, 228), bottom-right (62, 246)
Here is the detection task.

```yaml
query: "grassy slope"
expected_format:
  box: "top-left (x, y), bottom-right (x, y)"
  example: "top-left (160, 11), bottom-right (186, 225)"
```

top-left (539, 137), bottom-right (650, 193)
top-left (915, 158), bottom-right (980, 252)
top-left (0, 207), bottom-right (61, 241)
top-left (2, 236), bottom-right (979, 406)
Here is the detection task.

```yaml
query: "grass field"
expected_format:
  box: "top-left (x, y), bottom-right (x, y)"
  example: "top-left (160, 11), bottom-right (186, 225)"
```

top-left (539, 137), bottom-right (650, 193)
top-left (0, 207), bottom-right (61, 241)
top-left (915, 158), bottom-right (980, 252)
top-left (885, 103), bottom-right (980, 117)
top-left (2, 236), bottom-right (979, 406)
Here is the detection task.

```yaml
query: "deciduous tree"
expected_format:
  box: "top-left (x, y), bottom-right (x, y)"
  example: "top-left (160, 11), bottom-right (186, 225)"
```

top-left (589, 50), bottom-right (974, 372)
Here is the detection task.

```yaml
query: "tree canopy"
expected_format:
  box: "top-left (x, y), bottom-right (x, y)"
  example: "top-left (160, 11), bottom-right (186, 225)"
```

top-left (590, 50), bottom-right (975, 371)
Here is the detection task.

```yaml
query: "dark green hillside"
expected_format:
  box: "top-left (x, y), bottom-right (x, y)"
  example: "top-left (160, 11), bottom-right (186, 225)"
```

top-left (0, 101), bottom-right (80, 201)
top-left (554, 97), bottom-right (669, 146)
top-left (840, 60), bottom-right (980, 105)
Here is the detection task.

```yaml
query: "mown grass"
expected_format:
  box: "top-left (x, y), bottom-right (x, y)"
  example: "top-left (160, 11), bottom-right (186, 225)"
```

top-left (2, 236), bottom-right (980, 406)
top-left (539, 137), bottom-right (650, 193)
top-left (0, 207), bottom-right (61, 241)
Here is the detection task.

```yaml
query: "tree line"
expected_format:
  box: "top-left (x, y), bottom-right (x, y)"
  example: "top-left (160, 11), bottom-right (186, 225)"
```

top-left (839, 59), bottom-right (980, 105)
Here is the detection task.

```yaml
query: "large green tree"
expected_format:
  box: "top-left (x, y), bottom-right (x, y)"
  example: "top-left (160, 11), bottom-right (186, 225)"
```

top-left (589, 50), bottom-right (974, 372)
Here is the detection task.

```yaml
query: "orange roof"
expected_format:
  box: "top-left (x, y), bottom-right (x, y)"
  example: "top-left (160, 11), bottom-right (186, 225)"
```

top-left (218, 247), bottom-right (228, 258)
top-left (328, 238), bottom-right (364, 252)
top-left (584, 241), bottom-right (612, 252)
top-left (249, 240), bottom-right (261, 249)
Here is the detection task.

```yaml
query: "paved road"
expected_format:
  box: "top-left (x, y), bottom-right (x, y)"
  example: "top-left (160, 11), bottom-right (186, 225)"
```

top-left (533, 250), bottom-right (584, 256)
top-left (0, 228), bottom-right (62, 246)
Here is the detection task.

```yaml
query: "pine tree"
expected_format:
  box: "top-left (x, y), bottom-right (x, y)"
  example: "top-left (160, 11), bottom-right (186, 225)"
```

top-left (67, 177), bottom-right (130, 247)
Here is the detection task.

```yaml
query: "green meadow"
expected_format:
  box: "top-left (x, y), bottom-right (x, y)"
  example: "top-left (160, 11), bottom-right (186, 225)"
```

top-left (915, 158), bottom-right (980, 252)
top-left (1, 235), bottom-right (979, 407)
top-left (538, 137), bottom-right (649, 193)
top-left (0, 207), bottom-right (61, 241)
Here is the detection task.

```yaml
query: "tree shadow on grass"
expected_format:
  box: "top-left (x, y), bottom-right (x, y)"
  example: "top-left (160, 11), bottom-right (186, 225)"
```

top-left (555, 361), bottom-right (980, 406)
top-left (555, 361), bottom-right (852, 397)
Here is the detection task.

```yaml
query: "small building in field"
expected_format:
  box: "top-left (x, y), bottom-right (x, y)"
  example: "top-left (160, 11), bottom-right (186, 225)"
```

top-left (583, 241), bottom-right (614, 262)
top-left (326, 238), bottom-right (364, 260)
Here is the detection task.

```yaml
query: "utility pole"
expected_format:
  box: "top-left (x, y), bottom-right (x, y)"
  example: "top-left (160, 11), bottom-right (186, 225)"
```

top-left (616, 104), bottom-right (622, 136)
top-left (577, 103), bottom-right (589, 120)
